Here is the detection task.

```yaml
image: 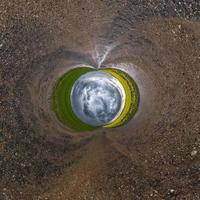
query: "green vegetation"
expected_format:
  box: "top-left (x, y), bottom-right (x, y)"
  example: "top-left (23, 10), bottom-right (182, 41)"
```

top-left (52, 67), bottom-right (139, 131)
top-left (52, 67), bottom-right (98, 131)
top-left (102, 68), bottom-right (139, 128)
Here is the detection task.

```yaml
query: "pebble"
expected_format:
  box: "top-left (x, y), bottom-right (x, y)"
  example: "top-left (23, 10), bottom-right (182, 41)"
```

top-left (191, 150), bottom-right (198, 156)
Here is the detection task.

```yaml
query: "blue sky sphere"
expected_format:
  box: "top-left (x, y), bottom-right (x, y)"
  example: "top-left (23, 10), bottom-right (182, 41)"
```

top-left (71, 71), bottom-right (125, 126)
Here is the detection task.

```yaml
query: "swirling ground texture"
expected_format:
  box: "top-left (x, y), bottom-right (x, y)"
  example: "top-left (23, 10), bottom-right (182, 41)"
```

top-left (0, 1), bottom-right (200, 200)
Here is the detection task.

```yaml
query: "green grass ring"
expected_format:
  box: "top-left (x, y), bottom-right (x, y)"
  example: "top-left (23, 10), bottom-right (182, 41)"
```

top-left (101, 68), bottom-right (139, 128)
top-left (52, 67), bottom-right (139, 131)
top-left (52, 67), bottom-right (99, 131)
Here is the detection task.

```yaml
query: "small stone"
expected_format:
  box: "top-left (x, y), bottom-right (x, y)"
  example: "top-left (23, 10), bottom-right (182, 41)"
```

top-left (191, 150), bottom-right (198, 156)
top-left (170, 189), bottom-right (175, 193)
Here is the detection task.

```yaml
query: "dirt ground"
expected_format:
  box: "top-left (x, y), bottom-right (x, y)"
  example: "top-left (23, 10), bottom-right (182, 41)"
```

top-left (0, 1), bottom-right (200, 200)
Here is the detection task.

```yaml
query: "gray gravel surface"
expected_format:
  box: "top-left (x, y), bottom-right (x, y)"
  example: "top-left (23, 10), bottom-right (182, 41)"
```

top-left (0, 1), bottom-right (200, 199)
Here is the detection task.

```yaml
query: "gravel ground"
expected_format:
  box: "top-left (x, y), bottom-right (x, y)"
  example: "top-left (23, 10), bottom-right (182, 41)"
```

top-left (0, 1), bottom-right (200, 200)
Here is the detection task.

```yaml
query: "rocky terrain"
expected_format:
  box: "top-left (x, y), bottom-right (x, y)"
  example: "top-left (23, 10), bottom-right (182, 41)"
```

top-left (0, 1), bottom-right (200, 199)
